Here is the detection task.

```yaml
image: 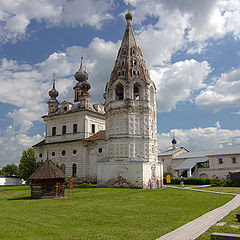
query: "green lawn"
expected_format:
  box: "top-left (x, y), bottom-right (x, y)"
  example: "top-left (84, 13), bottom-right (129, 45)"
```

top-left (0, 185), bottom-right (234, 240)
top-left (192, 186), bottom-right (240, 194)
top-left (197, 206), bottom-right (240, 239)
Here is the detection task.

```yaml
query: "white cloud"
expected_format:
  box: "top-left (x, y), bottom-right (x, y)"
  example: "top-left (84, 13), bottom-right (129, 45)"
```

top-left (0, 0), bottom-right (113, 43)
top-left (195, 67), bottom-right (240, 111)
top-left (128, 0), bottom-right (240, 54)
top-left (158, 123), bottom-right (240, 152)
top-left (0, 125), bottom-right (42, 167)
top-left (150, 59), bottom-right (211, 112)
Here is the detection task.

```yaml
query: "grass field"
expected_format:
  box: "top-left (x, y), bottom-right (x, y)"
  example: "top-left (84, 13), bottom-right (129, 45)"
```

top-left (0, 185), bottom-right (234, 240)
top-left (197, 205), bottom-right (240, 239)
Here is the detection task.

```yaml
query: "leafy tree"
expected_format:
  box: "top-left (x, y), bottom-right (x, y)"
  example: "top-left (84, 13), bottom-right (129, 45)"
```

top-left (19, 148), bottom-right (42, 183)
top-left (1, 163), bottom-right (19, 176)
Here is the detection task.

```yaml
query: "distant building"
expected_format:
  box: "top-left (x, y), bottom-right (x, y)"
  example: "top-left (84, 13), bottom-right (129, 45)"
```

top-left (0, 176), bottom-right (25, 186)
top-left (158, 139), bottom-right (240, 179)
top-left (33, 10), bottom-right (163, 189)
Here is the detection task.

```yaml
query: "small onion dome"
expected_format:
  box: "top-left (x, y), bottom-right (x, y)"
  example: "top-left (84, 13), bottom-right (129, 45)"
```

top-left (80, 81), bottom-right (91, 93)
top-left (125, 12), bottom-right (133, 21)
top-left (74, 69), bottom-right (88, 82)
top-left (75, 57), bottom-right (88, 82)
top-left (172, 138), bottom-right (177, 145)
top-left (49, 87), bottom-right (58, 99)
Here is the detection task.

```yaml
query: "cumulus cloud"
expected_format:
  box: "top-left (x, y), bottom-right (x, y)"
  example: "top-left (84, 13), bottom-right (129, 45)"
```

top-left (127, 0), bottom-right (240, 55)
top-left (0, 0), bottom-right (113, 43)
top-left (150, 59), bottom-right (211, 112)
top-left (0, 125), bottom-right (42, 167)
top-left (195, 67), bottom-right (240, 111)
top-left (158, 122), bottom-right (240, 152)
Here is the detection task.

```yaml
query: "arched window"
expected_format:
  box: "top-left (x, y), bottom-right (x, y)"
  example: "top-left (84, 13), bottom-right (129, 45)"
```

top-left (72, 163), bottom-right (77, 177)
top-left (134, 83), bottom-right (141, 100)
top-left (115, 83), bottom-right (124, 101)
top-left (60, 164), bottom-right (66, 174)
top-left (150, 86), bottom-right (154, 104)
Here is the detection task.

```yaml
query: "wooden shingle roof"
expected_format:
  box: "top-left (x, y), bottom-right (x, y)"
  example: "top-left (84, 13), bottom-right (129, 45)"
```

top-left (29, 159), bottom-right (66, 180)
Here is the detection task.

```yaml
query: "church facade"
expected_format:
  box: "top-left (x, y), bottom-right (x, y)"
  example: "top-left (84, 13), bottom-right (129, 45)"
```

top-left (33, 11), bottom-right (163, 189)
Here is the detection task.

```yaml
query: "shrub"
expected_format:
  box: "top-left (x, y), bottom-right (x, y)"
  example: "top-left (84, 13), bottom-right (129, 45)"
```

top-left (210, 178), bottom-right (225, 187)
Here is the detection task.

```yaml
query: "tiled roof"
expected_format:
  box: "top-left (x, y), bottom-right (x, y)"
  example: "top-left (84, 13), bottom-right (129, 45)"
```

top-left (86, 130), bottom-right (105, 141)
top-left (29, 159), bottom-right (66, 180)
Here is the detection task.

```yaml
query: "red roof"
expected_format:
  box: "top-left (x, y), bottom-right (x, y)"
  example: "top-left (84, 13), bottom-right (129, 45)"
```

top-left (86, 130), bottom-right (105, 141)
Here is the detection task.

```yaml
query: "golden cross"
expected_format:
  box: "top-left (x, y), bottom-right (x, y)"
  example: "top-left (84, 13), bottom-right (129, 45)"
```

top-left (128, 1), bottom-right (130, 12)
top-left (53, 73), bottom-right (56, 88)
top-left (81, 49), bottom-right (84, 58)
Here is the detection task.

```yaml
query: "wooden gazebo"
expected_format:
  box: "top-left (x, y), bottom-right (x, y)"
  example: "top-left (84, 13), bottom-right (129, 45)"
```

top-left (28, 159), bottom-right (66, 198)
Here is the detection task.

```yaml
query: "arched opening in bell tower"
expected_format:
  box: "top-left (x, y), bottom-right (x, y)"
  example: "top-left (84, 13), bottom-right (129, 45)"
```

top-left (133, 83), bottom-right (141, 100)
top-left (115, 83), bottom-right (124, 100)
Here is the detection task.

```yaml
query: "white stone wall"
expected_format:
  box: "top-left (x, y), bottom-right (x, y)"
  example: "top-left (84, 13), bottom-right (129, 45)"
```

top-left (43, 110), bottom-right (105, 144)
top-left (34, 141), bottom-right (93, 181)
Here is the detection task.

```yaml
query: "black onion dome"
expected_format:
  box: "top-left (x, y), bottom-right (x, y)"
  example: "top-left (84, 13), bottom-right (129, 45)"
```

top-left (125, 12), bottom-right (133, 21)
top-left (49, 88), bottom-right (59, 99)
top-left (74, 57), bottom-right (88, 82)
top-left (172, 138), bottom-right (177, 145)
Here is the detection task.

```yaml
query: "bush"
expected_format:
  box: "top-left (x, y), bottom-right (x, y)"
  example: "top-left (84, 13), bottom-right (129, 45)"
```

top-left (210, 178), bottom-right (225, 187)
top-left (164, 177), bottom-right (212, 185)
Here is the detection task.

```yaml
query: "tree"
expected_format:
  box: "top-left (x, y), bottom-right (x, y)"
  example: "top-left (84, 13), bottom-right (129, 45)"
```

top-left (19, 148), bottom-right (42, 183)
top-left (1, 163), bottom-right (19, 176)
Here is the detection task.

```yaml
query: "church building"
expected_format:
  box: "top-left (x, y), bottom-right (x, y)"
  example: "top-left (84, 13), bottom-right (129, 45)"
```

top-left (33, 11), bottom-right (163, 189)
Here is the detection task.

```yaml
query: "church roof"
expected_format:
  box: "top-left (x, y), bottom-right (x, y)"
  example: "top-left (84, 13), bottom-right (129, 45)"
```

top-left (86, 130), bottom-right (105, 141)
top-left (29, 159), bottom-right (66, 180)
top-left (108, 11), bottom-right (151, 86)
top-left (159, 148), bottom-right (185, 156)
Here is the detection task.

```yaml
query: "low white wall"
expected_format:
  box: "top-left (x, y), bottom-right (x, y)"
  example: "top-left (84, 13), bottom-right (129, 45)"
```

top-left (0, 177), bottom-right (25, 186)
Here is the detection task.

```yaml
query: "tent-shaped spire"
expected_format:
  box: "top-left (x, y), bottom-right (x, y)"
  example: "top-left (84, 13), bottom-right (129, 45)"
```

top-left (109, 10), bottom-right (151, 85)
top-left (29, 159), bottom-right (66, 180)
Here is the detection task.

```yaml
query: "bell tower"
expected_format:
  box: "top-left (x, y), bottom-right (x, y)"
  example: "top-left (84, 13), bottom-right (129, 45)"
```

top-left (97, 10), bottom-right (162, 189)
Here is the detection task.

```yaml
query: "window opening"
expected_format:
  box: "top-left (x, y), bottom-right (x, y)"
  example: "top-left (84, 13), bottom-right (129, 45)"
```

top-left (115, 83), bottom-right (124, 100)
top-left (60, 164), bottom-right (66, 174)
top-left (98, 148), bottom-right (103, 153)
top-left (52, 127), bottom-right (56, 136)
top-left (72, 163), bottom-right (77, 177)
top-left (92, 124), bottom-right (95, 134)
top-left (51, 152), bottom-right (55, 157)
top-left (39, 153), bottom-right (42, 158)
top-left (73, 124), bottom-right (77, 133)
top-left (134, 83), bottom-right (140, 100)
top-left (62, 150), bottom-right (66, 156)
top-left (73, 150), bottom-right (77, 155)
top-left (62, 125), bottom-right (66, 135)
top-left (64, 106), bottom-right (68, 112)
top-left (219, 158), bottom-right (223, 164)
top-left (232, 157), bottom-right (236, 164)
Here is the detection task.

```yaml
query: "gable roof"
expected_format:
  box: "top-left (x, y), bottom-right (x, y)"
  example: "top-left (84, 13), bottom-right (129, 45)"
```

top-left (174, 150), bottom-right (215, 159)
top-left (159, 148), bottom-right (185, 156)
top-left (29, 159), bottom-right (66, 180)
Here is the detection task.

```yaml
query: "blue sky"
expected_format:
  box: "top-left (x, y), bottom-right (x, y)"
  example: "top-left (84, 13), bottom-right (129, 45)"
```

top-left (1, 0), bottom-right (240, 167)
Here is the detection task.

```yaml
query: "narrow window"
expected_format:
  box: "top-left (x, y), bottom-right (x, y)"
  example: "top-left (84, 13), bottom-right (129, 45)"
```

top-left (134, 83), bottom-right (140, 100)
top-left (133, 71), bottom-right (136, 76)
top-left (134, 60), bottom-right (137, 65)
top-left (115, 83), bottom-right (124, 100)
top-left (72, 163), bottom-right (77, 177)
top-left (62, 125), bottom-right (66, 135)
top-left (122, 71), bottom-right (124, 76)
top-left (92, 124), bottom-right (95, 134)
top-left (76, 91), bottom-right (79, 101)
top-left (62, 150), bottom-right (66, 156)
top-left (137, 71), bottom-right (140, 76)
top-left (219, 158), bottom-right (223, 164)
top-left (122, 61), bottom-right (124, 66)
top-left (60, 164), bottom-right (66, 174)
top-left (232, 157), bottom-right (236, 164)
top-left (73, 124), bottom-right (77, 133)
top-left (52, 127), bottom-right (56, 136)
top-left (118, 72), bottom-right (120, 76)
